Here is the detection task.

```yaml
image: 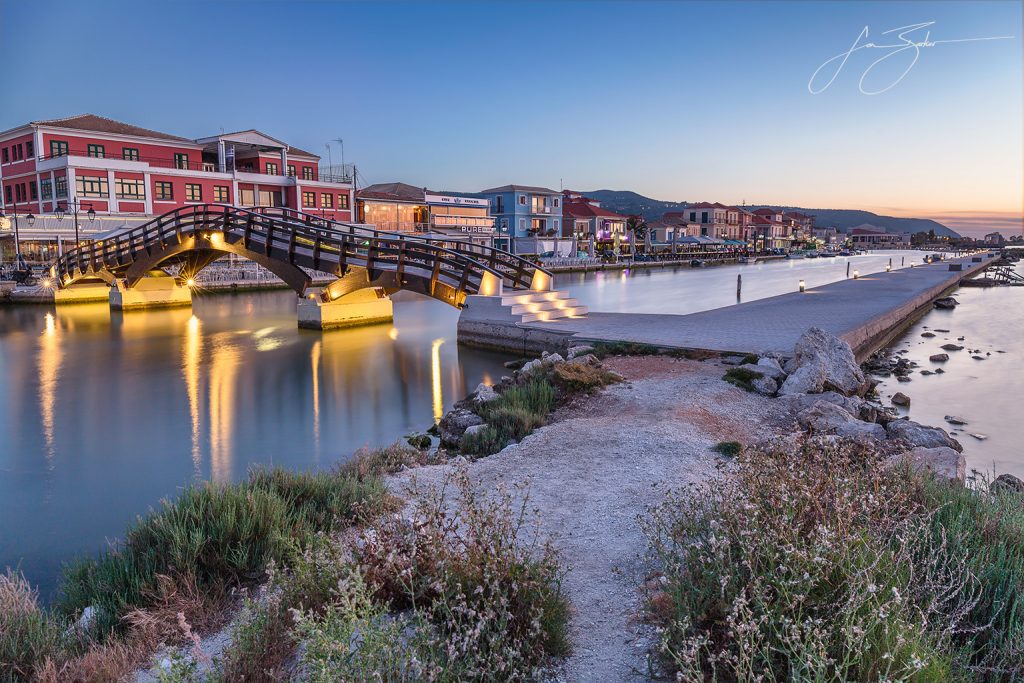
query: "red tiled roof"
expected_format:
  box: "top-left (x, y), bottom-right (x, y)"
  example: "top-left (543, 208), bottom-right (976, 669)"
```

top-left (32, 114), bottom-right (196, 143)
top-left (562, 199), bottom-right (627, 220)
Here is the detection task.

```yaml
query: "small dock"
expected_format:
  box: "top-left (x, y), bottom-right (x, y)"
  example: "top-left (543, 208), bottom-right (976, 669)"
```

top-left (458, 252), bottom-right (998, 360)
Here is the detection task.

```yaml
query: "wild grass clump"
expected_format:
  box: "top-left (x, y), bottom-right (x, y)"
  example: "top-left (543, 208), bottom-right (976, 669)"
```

top-left (722, 366), bottom-right (762, 392)
top-left (551, 360), bottom-right (623, 393)
top-left (0, 570), bottom-right (70, 681)
top-left (346, 470), bottom-right (571, 680)
top-left (711, 440), bottom-right (742, 457)
top-left (56, 467), bottom-right (387, 639)
top-left (460, 379), bottom-right (558, 457)
top-left (592, 341), bottom-right (661, 358)
top-left (645, 438), bottom-right (1024, 681)
top-left (338, 441), bottom-right (429, 480)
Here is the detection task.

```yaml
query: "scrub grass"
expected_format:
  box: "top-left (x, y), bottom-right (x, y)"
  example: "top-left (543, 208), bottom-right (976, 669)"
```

top-left (460, 379), bottom-right (558, 457)
top-left (711, 440), bottom-right (743, 457)
top-left (645, 438), bottom-right (1024, 681)
top-left (56, 467), bottom-right (387, 640)
top-left (722, 366), bottom-right (763, 392)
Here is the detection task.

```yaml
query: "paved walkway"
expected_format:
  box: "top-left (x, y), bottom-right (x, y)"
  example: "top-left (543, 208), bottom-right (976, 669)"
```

top-left (526, 253), bottom-right (996, 357)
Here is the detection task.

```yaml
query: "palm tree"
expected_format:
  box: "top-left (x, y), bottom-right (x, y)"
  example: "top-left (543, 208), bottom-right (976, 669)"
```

top-left (626, 215), bottom-right (649, 257)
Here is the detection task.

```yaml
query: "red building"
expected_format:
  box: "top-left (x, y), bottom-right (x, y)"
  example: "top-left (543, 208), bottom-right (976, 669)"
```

top-left (1, 114), bottom-right (354, 262)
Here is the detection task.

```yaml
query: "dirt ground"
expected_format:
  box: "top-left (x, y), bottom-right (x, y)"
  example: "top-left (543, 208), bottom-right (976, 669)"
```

top-left (389, 356), bottom-right (792, 682)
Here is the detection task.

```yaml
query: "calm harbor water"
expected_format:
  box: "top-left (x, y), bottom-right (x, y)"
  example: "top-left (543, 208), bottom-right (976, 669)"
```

top-left (874, 260), bottom-right (1024, 482)
top-left (0, 248), bottom-right (974, 598)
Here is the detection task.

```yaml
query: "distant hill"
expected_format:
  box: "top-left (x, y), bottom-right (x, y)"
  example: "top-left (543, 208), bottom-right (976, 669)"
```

top-left (582, 190), bottom-right (960, 238)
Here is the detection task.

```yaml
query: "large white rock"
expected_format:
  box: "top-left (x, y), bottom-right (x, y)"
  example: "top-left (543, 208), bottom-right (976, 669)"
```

top-left (886, 419), bottom-right (963, 452)
top-left (751, 375), bottom-right (778, 396)
top-left (777, 391), bottom-right (864, 416)
top-left (791, 327), bottom-right (867, 395)
top-left (473, 383), bottom-right (499, 403)
top-left (779, 360), bottom-right (827, 395)
top-left (889, 446), bottom-right (966, 483)
top-left (740, 362), bottom-right (785, 381)
top-left (757, 356), bottom-right (785, 373)
top-left (797, 402), bottom-right (886, 443)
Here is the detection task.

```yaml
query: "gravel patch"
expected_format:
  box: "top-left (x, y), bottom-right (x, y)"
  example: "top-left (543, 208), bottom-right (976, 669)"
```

top-left (389, 356), bottom-right (789, 681)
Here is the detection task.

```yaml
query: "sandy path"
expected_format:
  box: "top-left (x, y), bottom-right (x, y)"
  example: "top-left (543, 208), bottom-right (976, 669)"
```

top-left (390, 356), bottom-right (789, 682)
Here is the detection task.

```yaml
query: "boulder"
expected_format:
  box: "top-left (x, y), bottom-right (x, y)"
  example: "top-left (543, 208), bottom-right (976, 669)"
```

top-left (921, 332), bottom-right (936, 338)
top-left (789, 327), bottom-right (867, 395)
top-left (751, 375), bottom-right (778, 396)
top-left (929, 353), bottom-right (949, 362)
top-left (566, 345), bottom-right (595, 360)
top-left (886, 419), bottom-right (963, 452)
top-left (934, 297), bottom-right (959, 309)
top-left (891, 392), bottom-right (911, 406)
top-left (437, 408), bottom-right (485, 447)
top-left (940, 344), bottom-right (964, 351)
top-left (889, 446), bottom-right (966, 483)
top-left (779, 360), bottom-right (827, 395)
top-left (740, 362), bottom-right (785, 381)
top-left (777, 391), bottom-right (864, 416)
top-left (757, 356), bottom-right (784, 373)
top-left (991, 473), bottom-right (1024, 494)
top-left (472, 383), bottom-right (499, 404)
top-left (463, 423), bottom-right (489, 437)
top-left (796, 402), bottom-right (886, 443)
top-left (406, 434), bottom-right (432, 450)
top-left (944, 415), bottom-right (968, 426)
top-left (540, 351), bottom-right (565, 365)
top-left (520, 358), bottom-right (544, 374)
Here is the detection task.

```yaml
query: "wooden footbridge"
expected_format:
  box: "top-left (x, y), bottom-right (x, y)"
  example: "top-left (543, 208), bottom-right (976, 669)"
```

top-left (50, 204), bottom-right (587, 329)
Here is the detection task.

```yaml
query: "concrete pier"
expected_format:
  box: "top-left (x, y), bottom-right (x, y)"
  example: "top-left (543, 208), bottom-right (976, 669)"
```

top-left (109, 278), bottom-right (192, 310)
top-left (458, 252), bottom-right (998, 359)
top-left (297, 288), bottom-right (394, 330)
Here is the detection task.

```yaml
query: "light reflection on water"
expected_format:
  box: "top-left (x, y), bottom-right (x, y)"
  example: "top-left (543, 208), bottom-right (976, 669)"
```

top-left (0, 292), bottom-right (512, 599)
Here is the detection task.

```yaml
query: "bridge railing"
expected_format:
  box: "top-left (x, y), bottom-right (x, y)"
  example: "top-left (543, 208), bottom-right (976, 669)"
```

top-left (51, 205), bottom-right (512, 303)
top-left (254, 206), bottom-right (552, 292)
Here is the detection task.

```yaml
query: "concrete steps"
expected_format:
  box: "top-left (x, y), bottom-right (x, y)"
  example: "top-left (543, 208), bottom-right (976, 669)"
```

top-left (505, 290), bottom-right (587, 323)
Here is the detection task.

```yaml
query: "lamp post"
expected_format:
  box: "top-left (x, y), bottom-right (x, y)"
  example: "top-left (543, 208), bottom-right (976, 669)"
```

top-left (1, 197), bottom-right (27, 269)
top-left (55, 198), bottom-right (96, 249)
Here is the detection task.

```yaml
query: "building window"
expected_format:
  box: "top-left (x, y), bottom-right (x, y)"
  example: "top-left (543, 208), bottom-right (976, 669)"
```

top-left (339, 193), bottom-right (349, 209)
top-left (30, 181), bottom-right (37, 200)
top-left (320, 193), bottom-right (333, 209)
top-left (519, 218), bottom-right (526, 231)
top-left (1, 148), bottom-right (7, 164)
top-left (518, 195), bottom-right (526, 205)
top-left (26, 140), bottom-right (33, 157)
top-left (122, 147), bottom-right (140, 161)
top-left (266, 162), bottom-right (278, 175)
top-left (213, 185), bottom-right (229, 202)
top-left (40, 179), bottom-right (53, 200)
top-left (239, 188), bottom-right (255, 205)
top-left (87, 144), bottom-right (105, 158)
top-left (185, 183), bottom-right (202, 202)
top-left (154, 181), bottom-right (174, 201)
top-left (55, 176), bottom-right (68, 198)
top-left (554, 219), bottom-right (559, 231)
top-left (302, 191), bottom-right (316, 208)
top-left (3, 186), bottom-right (10, 203)
top-left (13, 144), bottom-right (22, 160)
top-left (50, 140), bottom-right (69, 158)
top-left (174, 153), bottom-right (189, 170)
top-left (76, 175), bottom-right (109, 198)
top-left (301, 167), bottom-right (313, 181)
top-left (115, 178), bottom-right (146, 200)
top-left (553, 198), bottom-right (560, 208)
top-left (287, 164), bottom-right (296, 177)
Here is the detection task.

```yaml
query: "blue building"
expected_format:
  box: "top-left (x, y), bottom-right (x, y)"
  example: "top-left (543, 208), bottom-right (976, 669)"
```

top-left (477, 184), bottom-right (563, 254)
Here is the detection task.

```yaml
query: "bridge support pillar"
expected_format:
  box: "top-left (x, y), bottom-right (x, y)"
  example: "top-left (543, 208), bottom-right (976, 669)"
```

top-left (109, 278), bottom-right (192, 310)
top-left (297, 287), bottom-right (393, 330)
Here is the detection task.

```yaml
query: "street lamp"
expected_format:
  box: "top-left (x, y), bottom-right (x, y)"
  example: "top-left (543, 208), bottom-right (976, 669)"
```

top-left (55, 198), bottom-right (95, 248)
top-left (26, 214), bottom-right (35, 227)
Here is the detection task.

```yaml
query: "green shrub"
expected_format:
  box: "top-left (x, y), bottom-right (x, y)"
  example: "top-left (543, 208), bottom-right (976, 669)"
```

top-left (0, 570), bottom-right (71, 681)
top-left (57, 469), bottom-right (386, 638)
top-left (216, 595), bottom-right (294, 683)
top-left (461, 379), bottom-right (559, 457)
top-left (722, 366), bottom-right (763, 392)
top-left (339, 441), bottom-right (427, 480)
top-left (645, 439), bottom-right (1024, 681)
top-left (712, 441), bottom-right (742, 457)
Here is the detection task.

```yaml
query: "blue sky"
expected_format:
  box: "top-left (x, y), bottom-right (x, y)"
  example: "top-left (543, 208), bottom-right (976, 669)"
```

top-left (1, 0), bottom-right (1020, 235)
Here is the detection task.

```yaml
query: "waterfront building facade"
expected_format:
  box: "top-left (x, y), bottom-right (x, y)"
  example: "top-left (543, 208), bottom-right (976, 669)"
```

top-left (561, 190), bottom-right (628, 254)
top-left (478, 184), bottom-right (563, 253)
top-left (0, 114), bottom-right (354, 264)
top-left (849, 225), bottom-right (910, 247)
top-left (356, 182), bottom-right (495, 246)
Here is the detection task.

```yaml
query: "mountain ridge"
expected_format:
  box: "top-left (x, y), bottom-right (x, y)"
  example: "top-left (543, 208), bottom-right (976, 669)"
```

top-left (582, 190), bottom-right (960, 238)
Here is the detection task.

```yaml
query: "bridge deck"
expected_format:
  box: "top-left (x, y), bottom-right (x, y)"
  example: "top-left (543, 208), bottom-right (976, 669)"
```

top-left (518, 253), bottom-right (996, 358)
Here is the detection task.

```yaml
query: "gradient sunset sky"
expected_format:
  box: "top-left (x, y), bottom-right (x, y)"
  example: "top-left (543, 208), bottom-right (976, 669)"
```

top-left (1, 0), bottom-right (1021, 237)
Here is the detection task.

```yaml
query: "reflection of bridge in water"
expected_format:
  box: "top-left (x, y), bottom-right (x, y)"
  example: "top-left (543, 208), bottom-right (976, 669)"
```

top-left (50, 205), bottom-right (587, 330)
